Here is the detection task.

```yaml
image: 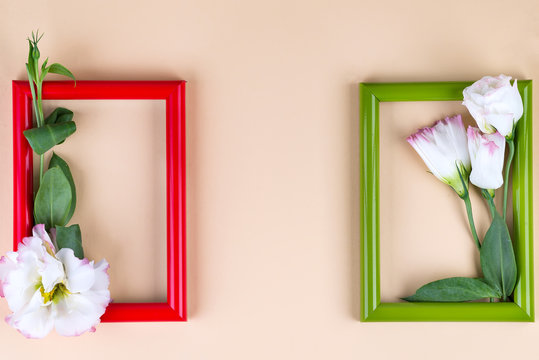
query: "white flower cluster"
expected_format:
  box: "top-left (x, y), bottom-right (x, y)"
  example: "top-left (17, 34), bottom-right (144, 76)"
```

top-left (407, 75), bottom-right (523, 193)
top-left (0, 225), bottom-right (110, 338)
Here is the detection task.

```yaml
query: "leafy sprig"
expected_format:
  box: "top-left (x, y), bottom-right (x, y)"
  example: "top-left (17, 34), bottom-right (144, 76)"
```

top-left (25, 30), bottom-right (76, 182)
top-left (23, 31), bottom-right (83, 259)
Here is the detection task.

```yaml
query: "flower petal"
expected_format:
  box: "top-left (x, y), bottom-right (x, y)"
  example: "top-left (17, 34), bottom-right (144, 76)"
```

top-left (407, 115), bottom-right (470, 196)
top-left (6, 289), bottom-right (54, 339)
top-left (0, 252), bottom-right (18, 297)
top-left (483, 113), bottom-right (513, 137)
top-left (463, 75), bottom-right (524, 138)
top-left (467, 128), bottom-right (505, 190)
top-left (56, 248), bottom-right (95, 293)
top-left (20, 236), bottom-right (48, 259)
top-left (53, 293), bottom-right (105, 336)
top-left (92, 259), bottom-right (110, 292)
top-left (3, 255), bottom-right (41, 313)
top-left (7, 236), bottom-right (65, 295)
top-left (38, 252), bottom-right (65, 293)
top-left (32, 224), bottom-right (55, 251)
top-left (81, 259), bottom-right (111, 310)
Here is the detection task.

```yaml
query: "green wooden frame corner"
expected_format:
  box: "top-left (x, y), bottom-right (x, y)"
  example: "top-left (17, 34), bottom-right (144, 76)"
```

top-left (359, 81), bottom-right (534, 322)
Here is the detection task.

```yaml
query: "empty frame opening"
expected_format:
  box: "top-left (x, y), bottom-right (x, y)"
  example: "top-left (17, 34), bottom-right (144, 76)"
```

top-left (37, 100), bottom-right (168, 303)
top-left (378, 101), bottom-right (509, 303)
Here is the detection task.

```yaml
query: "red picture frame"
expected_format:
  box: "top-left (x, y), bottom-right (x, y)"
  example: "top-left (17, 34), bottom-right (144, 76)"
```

top-left (12, 80), bottom-right (187, 322)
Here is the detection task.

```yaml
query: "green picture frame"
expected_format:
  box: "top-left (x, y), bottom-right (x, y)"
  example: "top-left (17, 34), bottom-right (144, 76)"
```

top-left (360, 81), bottom-right (534, 322)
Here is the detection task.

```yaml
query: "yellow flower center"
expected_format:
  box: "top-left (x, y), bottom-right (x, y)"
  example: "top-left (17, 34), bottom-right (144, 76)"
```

top-left (39, 283), bottom-right (70, 304)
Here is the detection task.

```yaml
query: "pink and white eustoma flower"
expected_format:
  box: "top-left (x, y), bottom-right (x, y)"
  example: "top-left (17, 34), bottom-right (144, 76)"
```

top-left (462, 74), bottom-right (523, 139)
top-left (467, 127), bottom-right (506, 191)
top-left (407, 115), bottom-right (471, 197)
top-left (0, 224), bottom-right (110, 338)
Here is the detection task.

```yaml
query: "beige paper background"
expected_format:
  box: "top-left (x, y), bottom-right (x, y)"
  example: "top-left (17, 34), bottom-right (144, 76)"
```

top-left (0, 0), bottom-right (538, 358)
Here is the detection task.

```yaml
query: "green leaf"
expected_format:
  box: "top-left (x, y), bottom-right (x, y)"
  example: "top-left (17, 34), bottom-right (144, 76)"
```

top-left (25, 63), bottom-right (34, 83)
top-left (480, 212), bottom-right (518, 299)
top-left (41, 57), bottom-right (49, 72)
top-left (49, 153), bottom-right (76, 224)
top-left (55, 224), bottom-right (84, 259)
top-left (45, 107), bottom-right (74, 125)
top-left (402, 277), bottom-right (501, 302)
top-left (39, 66), bottom-right (49, 83)
top-left (47, 63), bottom-right (76, 84)
top-left (44, 108), bottom-right (74, 145)
top-left (34, 167), bottom-right (72, 230)
top-left (26, 40), bottom-right (36, 83)
top-left (23, 121), bottom-right (76, 155)
top-left (39, 58), bottom-right (50, 83)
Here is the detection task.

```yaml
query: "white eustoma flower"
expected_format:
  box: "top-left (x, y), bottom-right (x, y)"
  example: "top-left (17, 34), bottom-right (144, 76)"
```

top-left (462, 74), bottom-right (523, 138)
top-left (467, 127), bottom-right (506, 190)
top-left (407, 115), bottom-right (471, 197)
top-left (0, 224), bottom-right (110, 338)
top-left (53, 249), bottom-right (110, 336)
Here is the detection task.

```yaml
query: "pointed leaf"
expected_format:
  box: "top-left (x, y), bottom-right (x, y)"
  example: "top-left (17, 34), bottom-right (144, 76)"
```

top-left (39, 66), bottom-right (50, 83)
top-left (25, 63), bottom-right (33, 82)
top-left (55, 224), bottom-right (84, 259)
top-left (34, 167), bottom-right (72, 229)
top-left (23, 121), bottom-right (76, 155)
top-left (480, 212), bottom-right (518, 299)
top-left (26, 40), bottom-right (36, 83)
top-left (45, 107), bottom-right (74, 125)
top-left (34, 30), bottom-right (44, 44)
top-left (41, 57), bottom-right (49, 71)
top-left (402, 277), bottom-right (501, 302)
top-left (49, 153), bottom-right (76, 224)
top-left (47, 63), bottom-right (76, 84)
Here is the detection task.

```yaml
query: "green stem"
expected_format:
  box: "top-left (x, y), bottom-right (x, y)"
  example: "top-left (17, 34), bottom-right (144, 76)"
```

top-left (481, 189), bottom-right (497, 218)
top-left (26, 70), bottom-right (39, 126)
top-left (33, 59), bottom-right (46, 182)
top-left (34, 56), bottom-right (44, 125)
top-left (26, 68), bottom-right (45, 185)
top-left (36, 83), bottom-right (45, 183)
top-left (37, 84), bottom-right (44, 125)
top-left (463, 194), bottom-right (481, 250)
top-left (503, 139), bottom-right (515, 221)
